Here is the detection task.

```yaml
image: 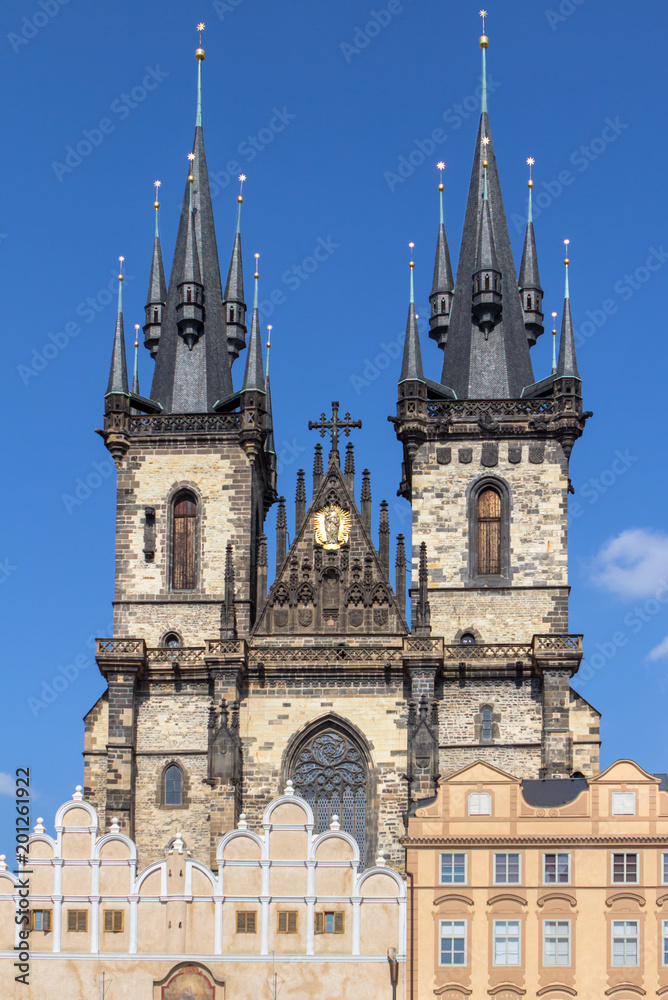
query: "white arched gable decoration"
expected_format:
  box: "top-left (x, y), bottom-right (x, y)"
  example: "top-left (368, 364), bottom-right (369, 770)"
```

top-left (185, 859), bottom-right (219, 896)
top-left (216, 829), bottom-right (266, 864)
top-left (310, 828), bottom-right (360, 863)
top-left (262, 791), bottom-right (315, 828)
top-left (134, 859), bottom-right (168, 896)
top-left (54, 794), bottom-right (98, 833)
top-left (356, 864), bottom-right (406, 897)
top-left (93, 831), bottom-right (137, 861)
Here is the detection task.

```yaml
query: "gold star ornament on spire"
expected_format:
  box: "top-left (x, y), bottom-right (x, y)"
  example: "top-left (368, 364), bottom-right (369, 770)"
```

top-left (196, 22), bottom-right (205, 60)
top-left (479, 9), bottom-right (489, 48)
top-left (437, 161), bottom-right (445, 191)
top-left (238, 174), bottom-right (246, 204)
top-left (153, 179), bottom-right (161, 209)
top-left (118, 256), bottom-right (124, 281)
top-left (564, 238), bottom-right (570, 265)
top-left (267, 324), bottom-right (272, 349)
top-left (526, 156), bottom-right (535, 188)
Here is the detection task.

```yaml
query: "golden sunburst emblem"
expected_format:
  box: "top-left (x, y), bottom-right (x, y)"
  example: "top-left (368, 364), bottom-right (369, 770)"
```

top-left (313, 504), bottom-right (351, 550)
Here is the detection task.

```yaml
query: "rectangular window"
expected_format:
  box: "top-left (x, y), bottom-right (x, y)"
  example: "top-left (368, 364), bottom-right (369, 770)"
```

top-left (236, 911), bottom-right (257, 933)
top-left (494, 853), bottom-right (521, 885)
top-left (663, 853), bottom-right (668, 884)
top-left (544, 853), bottom-right (571, 884)
top-left (103, 910), bottom-right (124, 933)
top-left (439, 920), bottom-right (467, 966)
top-left (493, 920), bottom-right (521, 966)
top-left (440, 853), bottom-right (467, 885)
top-left (543, 920), bottom-right (571, 966)
top-left (67, 910), bottom-right (88, 933)
top-left (612, 920), bottom-right (639, 966)
top-left (611, 791), bottom-right (636, 815)
top-left (612, 853), bottom-right (638, 884)
top-left (314, 911), bottom-right (344, 934)
top-left (30, 910), bottom-right (52, 932)
top-left (663, 920), bottom-right (668, 967)
top-left (277, 911), bottom-right (298, 934)
top-left (468, 792), bottom-right (492, 816)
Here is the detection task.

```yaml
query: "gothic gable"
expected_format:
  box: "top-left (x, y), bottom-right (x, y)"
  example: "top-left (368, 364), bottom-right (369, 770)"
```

top-left (253, 461), bottom-right (406, 637)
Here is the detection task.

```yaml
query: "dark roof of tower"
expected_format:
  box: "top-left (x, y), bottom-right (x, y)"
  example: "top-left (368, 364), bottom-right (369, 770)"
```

top-left (242, 281), bottom-right (265, 393)
top-left (518, 220), bottom-right (541, 292)
top-left (149, 125), bottom-right (234, 413)
top-left (107, 285), bottom-right (128, 395)
top-left (146, 232), bottom-right (167, 306)
top-left (557, 286), bottom-right (580, 379)
top-left (400, 302), bottom-right (424, 382)
top-left (224, 232), bottom-right (244, 305)
top-left (440, 112), bottom-right (535, 399)
top-left (431, 222), bottom-right (454, 298)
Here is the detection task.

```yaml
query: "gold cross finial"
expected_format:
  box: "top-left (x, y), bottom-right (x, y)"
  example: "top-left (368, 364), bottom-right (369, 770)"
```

top-left (480, 9), bottom-right (487, 32)
top-left (197, 22), bottom-right (205, 42)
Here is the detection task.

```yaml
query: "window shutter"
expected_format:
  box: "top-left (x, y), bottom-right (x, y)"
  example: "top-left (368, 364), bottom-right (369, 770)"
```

top-left (478, 488), bottom-right (501, 575)
top-left (314, 912), bottom-right (324, 935)
top-left (288, 911), bottom-right (297, 933)
top-left (77, 911), bottom-right (87, 932)
top-left (334, 912), bottom-right (344, 933)
top-left (44, 910), bottom-right (52, 932)
top-left (247, 911), bottom-right (256, 933)
top-left (114, 911), bottom-right (123, 932)
top-left (278, 912), bottom-right (287, 933)
top-left (236, 911), bottom-right (245, 933)
top-left (172, 495), bottom-right (197, 590)
top-left (68, 911), bottom-right (76, 932)
top-left (104, 911), bottom-right (113, 932)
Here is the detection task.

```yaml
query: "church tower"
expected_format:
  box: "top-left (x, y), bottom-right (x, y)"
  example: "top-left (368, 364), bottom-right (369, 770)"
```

top-left (394, 20), bottom-right (599, 782)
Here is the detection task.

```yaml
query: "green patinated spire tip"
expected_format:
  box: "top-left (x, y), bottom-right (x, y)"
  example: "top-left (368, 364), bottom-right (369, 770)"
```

top-left (409, 243), bottom-right (415, 304)
top-left (195, 23), bottom-right (205, 127)
top-left (479, 11), bottom-right (489, 114)
top-left (551, 312), bottom-right (558, 373)
top-left (265, 325), bottom-right (272, 380)
top-left (153, 180), bottom-right (161, 238)
top-left (482, 136), bottom-right (490, 200)
top-left (187, 153), bottom-right (195, 213)
top-left (117, 255), bottom-right (124, 314)
top-left (132, 325), bottom-right (141, 394)
top-left (253, 254), bottom-right (260, 311)
top-left (437, 162), bottom-right (445, 225)
top-left (527, 157), bottom-right (535, 223)
top-left (564, 239), bottom-right (571, 299)
top-left (236, 174), bottom-right (245, 235)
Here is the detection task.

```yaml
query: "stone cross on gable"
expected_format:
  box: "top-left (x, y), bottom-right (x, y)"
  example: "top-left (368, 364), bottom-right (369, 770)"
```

top-left (308, 401), bottom-right (362, 464)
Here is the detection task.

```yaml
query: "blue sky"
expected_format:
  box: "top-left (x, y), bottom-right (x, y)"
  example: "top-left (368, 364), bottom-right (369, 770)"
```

top-left (1, 0), bottom-right (667, 850)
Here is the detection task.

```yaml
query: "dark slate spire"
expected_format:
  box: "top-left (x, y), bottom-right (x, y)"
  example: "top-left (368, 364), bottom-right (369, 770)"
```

top-left (223, 175), bottom-right (247, 365)
top-left (471, 155), bottom-right (503, 339)
top-left (518, 166), bottom-right (544, 346)
top-left (429, 165), bottom-right (455, 351)
top-left (131, 325), bottom-right (141, 396)
top-left (175, 169), bottom-right (204, 352)
top-left (143, 184), bottom-right (167, 359)
top-left (264, 324), bottom-right (275, 462)
top-left (556, 245), bottom-right (580, 379)
top-left (107, 259), bottom-right (128, 395)
top-left (242, 256), bottom-right (265, 392)
top-left (149, 43), bottom-right (234, 413)
top-left (399, 248), bottom-right (425, 383)
top-left (440, 31), bottom-right (535, 399)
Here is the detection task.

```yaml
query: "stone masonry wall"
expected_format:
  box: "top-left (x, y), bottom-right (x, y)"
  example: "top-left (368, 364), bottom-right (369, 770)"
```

top-left (112, 435), bottom-right (254, 642)
top-left (411, 438), bottom-right (570, 643)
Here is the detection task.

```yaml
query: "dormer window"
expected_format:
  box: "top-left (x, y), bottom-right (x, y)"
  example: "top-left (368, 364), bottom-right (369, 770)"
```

top-left (485, 274), bottom-right (490, 290)
top-left (527, 294), bottom-right (532, 310)
top-left (229, 306), bottom-right (234, 322)
top-left (187, 288), bottom-right (192, 303)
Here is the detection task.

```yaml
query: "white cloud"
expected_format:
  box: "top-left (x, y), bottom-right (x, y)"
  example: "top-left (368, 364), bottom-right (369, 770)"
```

top-left (0, 773), bottom-right (14, 795)
top-left (590, 528), bottom-right (668, 598)
top-left (647, 635), bottom-right (668, 662)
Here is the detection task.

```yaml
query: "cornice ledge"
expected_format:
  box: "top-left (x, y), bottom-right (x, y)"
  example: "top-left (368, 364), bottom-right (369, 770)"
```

top-left (537, 891), bottom-right (577, 908)
top-left (537, 986), bottom-right (577, 997)
top-left (604, 891), bottom-right (646, 908)
top-left (487, 892), bottom-right (527, 907)
top-left (433, 985), bottom-right (472, 997)
top-left (433, 893), bottom-right (474, 907)
top-left (604, 985), bottom-right (645, 997)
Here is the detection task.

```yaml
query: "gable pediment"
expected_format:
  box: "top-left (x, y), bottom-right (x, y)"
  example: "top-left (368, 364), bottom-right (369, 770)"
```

top-left (253, 461), bottom-right (406, 637)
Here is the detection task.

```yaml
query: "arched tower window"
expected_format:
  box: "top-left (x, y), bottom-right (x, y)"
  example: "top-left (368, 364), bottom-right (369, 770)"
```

top-left (172, 491), bottom-right (197, 590)
top-left (153, 308), bottom-right (158, 322)
top-left (289, 725), bottom-right (368, 867)
top-left (478, 487), bottom-right (501, 575)
top-left (164, 764), bottom-right (183, 806)
top-left (481, 707), bottom-right (493, 741)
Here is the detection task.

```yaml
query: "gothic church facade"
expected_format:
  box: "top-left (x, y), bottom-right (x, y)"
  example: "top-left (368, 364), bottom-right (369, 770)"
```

top-left (84, 29), bottom-right (600, 875)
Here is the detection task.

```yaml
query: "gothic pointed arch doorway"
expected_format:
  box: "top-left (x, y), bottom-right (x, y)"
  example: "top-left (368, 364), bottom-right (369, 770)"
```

top-left (285, 718), bottom-right (372, 868)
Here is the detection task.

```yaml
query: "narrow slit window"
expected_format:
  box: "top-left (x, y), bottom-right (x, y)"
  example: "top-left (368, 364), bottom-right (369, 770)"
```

top-left (481, 707), bottom-right (492, 741)
top-left (172, 493), bottom-right (197, 590)
top-left (478, 488), bottom-right (501, 575)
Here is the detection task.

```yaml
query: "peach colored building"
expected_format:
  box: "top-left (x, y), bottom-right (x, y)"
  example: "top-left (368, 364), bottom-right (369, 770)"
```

top-left (0, 785), bottom-right (405, 999)
top-left (404, 760), bottom-right (668, 1000)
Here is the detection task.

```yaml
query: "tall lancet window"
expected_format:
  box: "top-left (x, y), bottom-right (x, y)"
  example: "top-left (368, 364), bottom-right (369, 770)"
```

top-left (290, 725), bottom-right (368, 868)
top-left (172, 491), bottom-right (197, 590)
top-left (478, 487), bottom-right (501, 576)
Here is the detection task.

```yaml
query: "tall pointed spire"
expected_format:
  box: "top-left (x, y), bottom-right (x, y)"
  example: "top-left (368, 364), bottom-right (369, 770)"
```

top-left (264, 324), bottom-right (275, 462)
top-left (429, 163), bottom-right (455, 350)
top-left (175, 154), bottom-right (204, 351)
top-left (518, 158), bottom-right (544, 346)
top-left (150, 31), bottom-right (234, 413)
top-left (440, 20), bottom-right (535, 398)
top-left (399, 244), bottom-right (425, 382)
top-left (196, 23), bottom-right (205, 127)
top-left (107, 256), bottom-right (129, 395)
top-left (471, 142), bottom-right (503, 340)
top-left (132, 325), bottom-right (141, 395)
top-left (556, 240), bottom-right (580, 379)
top-left (223, 174), bottom-right (248, 365)
top-left (143, 181), bottom-right (167, 359)
top-left (242, 255), bottom-right (265, 392)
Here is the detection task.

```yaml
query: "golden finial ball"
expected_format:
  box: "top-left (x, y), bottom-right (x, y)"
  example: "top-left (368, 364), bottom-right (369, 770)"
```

top-left (154, 200), bottom-right (160, 209)
top-left (196, 47), bottom-right (205, 61)
top-left (479, 34), bottom-right (489, 48)
top-left (237, 195), bottom-right (244, 204)
top-left (134, 341), bottom-right (139, 348)
top-left (188, 174), bottom-right (194, 183)
top-left (118, 274), bottom-right (124, 282)
top-left (254, 272), bottom-right (259, 279)
top-left (438, 182), bottom-right (444, 192)
top-left (409, 261), bottom-right (415, 269)
top-left (483, 159), bottom-right (488, 169)
top-left (564, 258), bottom-right (570, 266)
top-left (528, 179), bottom-right (534, 189)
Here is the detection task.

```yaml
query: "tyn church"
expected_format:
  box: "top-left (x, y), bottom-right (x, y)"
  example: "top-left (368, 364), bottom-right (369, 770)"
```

top-left (85, 25), bottom-right (599, 875)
